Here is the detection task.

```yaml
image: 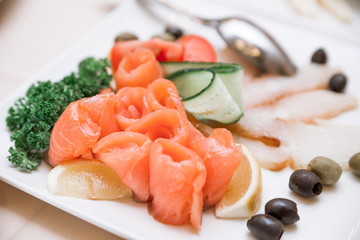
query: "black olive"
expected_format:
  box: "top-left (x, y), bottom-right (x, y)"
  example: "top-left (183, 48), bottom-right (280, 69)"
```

top-left (114, 32), bottom-right (138, 42)
top-left (311, 48), bottom-right (327, 64)
top-left (329, 73), bottom-right (347, 93)
top-left (247, 214), bottom-right (284, 240)
top-left (165, 25), bottom-right (183, 39)
top-left (265, 198), bottom-right (300, 225)
top-left (289, 169), bottom-right (323, 197)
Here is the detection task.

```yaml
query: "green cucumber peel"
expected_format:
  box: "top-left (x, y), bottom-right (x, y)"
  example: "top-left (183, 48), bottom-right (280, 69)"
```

top-left (167, 64), bottom-right (244, 124)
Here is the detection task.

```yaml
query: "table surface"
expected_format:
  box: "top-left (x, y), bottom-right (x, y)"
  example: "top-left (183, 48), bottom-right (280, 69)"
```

top-left (0, 0), bottom-right (359, 239)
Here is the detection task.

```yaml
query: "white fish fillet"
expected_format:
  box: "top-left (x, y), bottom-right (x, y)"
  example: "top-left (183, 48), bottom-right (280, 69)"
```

top-left (236, 136), bottom-right (290, 171)
top-left (243, 64), bottom-right (342, 109)
top-left (285, 120), bottom-right (360, 169)
top-left (232, 89), bottom-right (357, 142)
top-left (318, 0), bottom-right (352, 22)
top-left (288, 0), bottom-right (318, 17)
top-left (234, 120), bottom-right (360, 170)
top-left (229, 90), bottom-right (358, 170)
top-left (244, 90), bottom-right (358, 124)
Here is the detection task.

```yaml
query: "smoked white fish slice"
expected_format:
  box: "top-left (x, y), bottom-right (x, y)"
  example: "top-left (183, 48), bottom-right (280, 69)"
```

top-left (233, 120), bottom-right (360, 171)
top-left (318, 0), bottom-right (352, 22)
top-left (242, 64), bottom-right (341, 109)
top-left (231, 89), bottom-right (357, 141)
top-left (235, 136), bottom-right (290, 171)
top-left (285, 119), bottom-right (360, 169)
top-left (288, 0), bottom-right (318, 17)
top-left (244, 90), bottom-right (358, 123)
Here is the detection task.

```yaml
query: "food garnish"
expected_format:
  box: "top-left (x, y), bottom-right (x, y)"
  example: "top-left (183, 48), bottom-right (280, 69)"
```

top-left (215, 144), bottom-right (262, 218)
top-left (114, 32), bottom-right (138, 42)
top-left (247, 214), bottom-right (284, 240)
top-left (349, 152), bottom-right (360, 176)
top-left (6, 58), bottom-right (112, 171)
top-left (47, 159), bottom-right (132, 199)
top-left (311, 48), bottom-right (327, 64)
top-left (165, 25), bottom-right (184, 40)
top-left (329, 73), bottom-right (347, 93)
top-left (307, 156), bottom-right (342, 185)
top-left (168, 68), bottom-right (243, 124)
top-left (152, 32), bottom-right (177, 42)
top-left (289, 169), bottom-right (323, 197)
top-left (265, 198), bottom-right (300, 225)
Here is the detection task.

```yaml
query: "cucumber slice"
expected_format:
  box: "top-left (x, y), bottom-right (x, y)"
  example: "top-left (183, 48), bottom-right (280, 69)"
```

top-left (213, 65), bottom-right (244, 111)
top-left (161, 61), bottom-right (228, 77)
top-left (162, 61), bottom-right (244, 112)
top-left (161, 61), bottom-right (241, 77)
top-left (168, 68), bottom-right (243, 124)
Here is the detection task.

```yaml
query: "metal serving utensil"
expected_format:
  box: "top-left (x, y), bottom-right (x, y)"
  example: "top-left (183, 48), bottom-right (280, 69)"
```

top-left (144, 0), bottom-right (297, 76)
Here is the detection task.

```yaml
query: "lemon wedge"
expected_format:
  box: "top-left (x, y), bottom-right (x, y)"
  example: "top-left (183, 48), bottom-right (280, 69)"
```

top-left (215, 144), bottom-right (262, 218)
top-left (47, 159), bottom-right (132, 200)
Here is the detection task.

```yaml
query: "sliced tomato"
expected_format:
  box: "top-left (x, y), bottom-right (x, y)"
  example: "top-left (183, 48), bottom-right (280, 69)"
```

top-left (178, 35), bottom-right (217, 62)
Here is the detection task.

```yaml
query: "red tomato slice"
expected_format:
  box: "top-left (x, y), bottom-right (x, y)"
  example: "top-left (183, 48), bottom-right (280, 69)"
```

top-left (178, 35), bottom-right (217, 62)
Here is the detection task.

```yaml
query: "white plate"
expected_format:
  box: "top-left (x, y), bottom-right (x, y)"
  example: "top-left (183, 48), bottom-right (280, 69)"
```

top-left (1, 0), bottom-right (360, 239)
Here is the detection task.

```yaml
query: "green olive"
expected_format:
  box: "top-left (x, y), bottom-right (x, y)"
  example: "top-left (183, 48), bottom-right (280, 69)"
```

top-left (307, 156), bottom-right (342, 186)
top-left (151, 32), bottom-right (176, 42)
top-left (349, 153), bottom-right (360, 176)
top-left (114, 32), bottom-right (138, 42)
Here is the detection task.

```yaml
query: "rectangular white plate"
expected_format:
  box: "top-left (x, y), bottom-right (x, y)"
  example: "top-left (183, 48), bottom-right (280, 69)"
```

top-left (1, 0), bottom-right (360, 239)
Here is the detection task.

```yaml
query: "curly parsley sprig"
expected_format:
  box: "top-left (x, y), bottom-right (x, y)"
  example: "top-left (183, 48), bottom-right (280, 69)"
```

top-left (6, 57), bottom-right (112, 171)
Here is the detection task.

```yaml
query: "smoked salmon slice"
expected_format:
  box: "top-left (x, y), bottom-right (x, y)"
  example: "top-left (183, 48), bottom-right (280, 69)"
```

top-left (48, 101), bottom-right (101, 167)
top-left (93, 132), bottom-right (152, 202)
top-left (149, 138), bottom-right (206, 229)
top-left (141, 38), bottom-right (184, 62)
top-left (110, 38), bottom-right (183, 71)
top-left (189, 128), bottom-right (242, 208)
top-left (80, 90), bottom-right (119, 138)
top-left (114, 48), bottom-right (163, 91)
top-left (115, 86), bottom-right (151, 130)
top-left (126, 109), bottom-right (190, 146)
top-left (48, 91), bottom-right (119, 167)
top-left (145, 78), bottom-right (185, 114)
top-left (110, 40), bottom-right (141, 72)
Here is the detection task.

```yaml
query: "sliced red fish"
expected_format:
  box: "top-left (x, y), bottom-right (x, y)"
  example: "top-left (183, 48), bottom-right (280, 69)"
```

top-left (115, 86), bottom-right (151, 130)
top-left (145, 78), bottom-right (185, 113)
top-left (48, 91), bottom-right (119, 167)
top-left (149, 138), bottom-right (206, 229)
top-left (126, 109), bottom-right (190, 146)
top-left (114, 48), bottom-right (163, 91)
top-left (190, 128), bottom-right (242, 208)
top-left (93, 132), bottom-right (152, 202)
top-left (48, 101), bottom-right (100, 167)
top-left (110, 38), bottom-right (183, 71)
top-left (80, 90), bottom-right (119, 138)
